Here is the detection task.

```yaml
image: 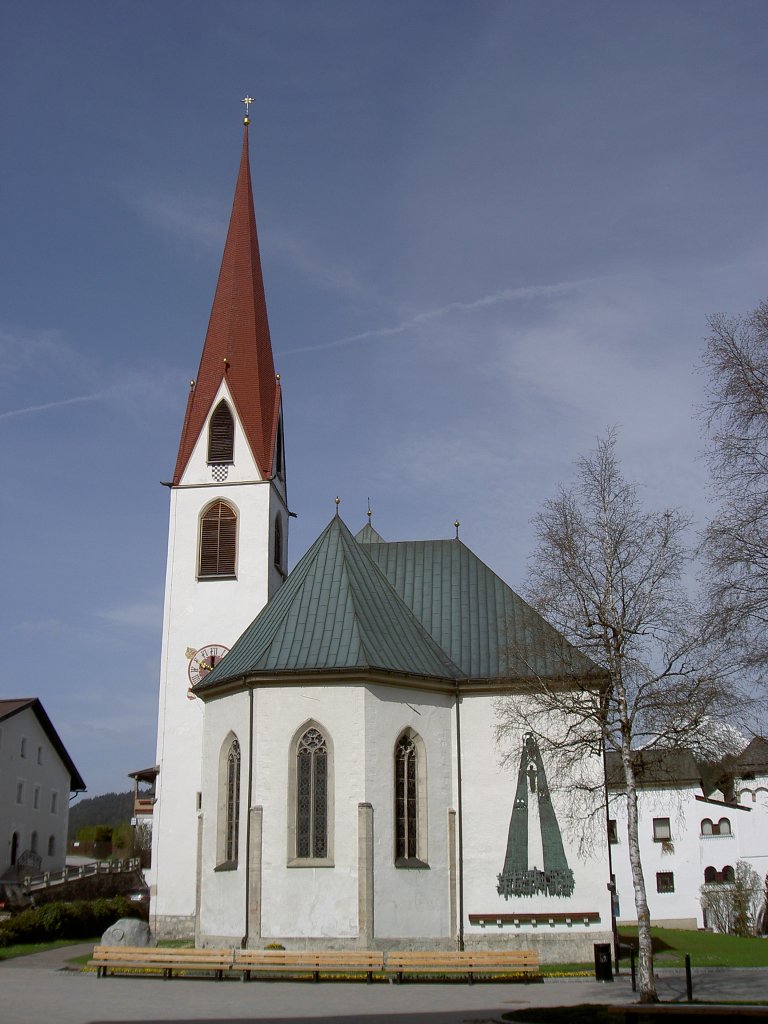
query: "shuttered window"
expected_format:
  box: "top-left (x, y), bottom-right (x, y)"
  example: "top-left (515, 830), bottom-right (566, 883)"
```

top-left (199, 501), bottom-right (237, 578)
top-left (274, 516), bottom-right (282, 570)
top-left (208, 401), bottom-right (234, 464)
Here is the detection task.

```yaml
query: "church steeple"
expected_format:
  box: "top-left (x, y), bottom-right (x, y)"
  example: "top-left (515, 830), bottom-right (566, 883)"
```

top-left (172, 122), bottom-right (281, 484)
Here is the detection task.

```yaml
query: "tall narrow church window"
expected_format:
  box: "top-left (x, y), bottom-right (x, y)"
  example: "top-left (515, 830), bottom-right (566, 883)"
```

top-left (296, 728), bottom-right (328, 859)
top-left (395, 734), bottom-right (418, 860)
top-left (208, 401), bottom-right (234, 464)
top-left (274, 516), bottom-right (282, 570)
top-left (225, 739), bottom-right (240, 864)
top-left (394, 729), bottom-right (428, 866)
top-left (198, 501), bottom-right (237, 578)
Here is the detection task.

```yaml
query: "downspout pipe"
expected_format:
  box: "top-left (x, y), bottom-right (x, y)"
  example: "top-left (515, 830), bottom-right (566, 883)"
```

top-left (455, 684), bottom-right (465, 951)
top-left (243, 685), bottom-right (254, 948)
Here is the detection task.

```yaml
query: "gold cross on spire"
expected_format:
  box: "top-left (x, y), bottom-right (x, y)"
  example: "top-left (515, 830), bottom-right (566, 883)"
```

top-left (242, 95), bottom-right (254, 125)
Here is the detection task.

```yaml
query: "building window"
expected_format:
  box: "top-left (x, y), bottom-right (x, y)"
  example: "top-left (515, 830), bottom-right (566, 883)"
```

top-left (37, 746), bottom-right (43, 765)
top-left (702, 816), bottom-right (731, 837)
top-left (656, 871), bottom-right (675, 893)
top-left (20, 737), bottom-right (27, 758)
top-left (652, 817), bottom-right (671, 841)
top-left (16, 781), bottom-right (24, 804)
top-left (47, 835), bottom-right (55, 857)
top-left (296, 727), bottom-right (328, 860)
top-left (395, 734), bottom-right (418, 860)
top-left (198, 500), bottom-right (237, 578)
top-left (33, 786), bottom-right (40, 810)
top-left (207, 400), bottom-right (234, 464)
top-left (10, 832), bottom-right (19, 866)
top-left (274, 516), bottom-right (282, 570)
top-left (275, 417), bottom-right (284, 477)
top-left (216, 736), bottom-right (241, 869)
top-left (722, 864), bottom-right (735, 883)
top-left (608, 819), bottom-right (619, 844)
top-left (717, 817), bottom-right (731, 836)
top-left (30, 831), bottom-right (38, 855)
top-left (225, 740), bottom-right (240, 863)
top-left (50, 792), bottom-right (58, 814)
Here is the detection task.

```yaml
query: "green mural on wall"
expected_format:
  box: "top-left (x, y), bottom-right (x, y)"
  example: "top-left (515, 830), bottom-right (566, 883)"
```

top-left (497, 733), bottom-right (575, 899)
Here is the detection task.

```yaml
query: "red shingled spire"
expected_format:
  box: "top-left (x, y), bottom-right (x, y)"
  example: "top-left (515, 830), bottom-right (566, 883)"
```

top-left (172, 125), bottom-right (280, 484)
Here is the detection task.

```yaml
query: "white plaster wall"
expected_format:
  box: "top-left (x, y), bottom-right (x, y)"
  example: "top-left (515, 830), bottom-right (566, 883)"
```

top-left (365, 685), bottom-right (454, 939)
top-left (458, 696), bottom-right (612, 941)
top-left (736, 777), bottom-right (768, 884)
top-left (0, 708), bottom-right (72, 874)
top-left (152, 382), bottom-right (287, 933)
top-left (254, 686), bottom-right (365, 940)
top-left (198, 691), bottom-right (250, 941)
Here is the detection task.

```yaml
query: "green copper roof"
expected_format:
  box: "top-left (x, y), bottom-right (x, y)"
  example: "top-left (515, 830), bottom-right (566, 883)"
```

top-left (363, 538), bottom-right (596, 681)
top-left (198, 515), bottom-right (461, 690)
top-left (198, 515), bottom-right (601, 694)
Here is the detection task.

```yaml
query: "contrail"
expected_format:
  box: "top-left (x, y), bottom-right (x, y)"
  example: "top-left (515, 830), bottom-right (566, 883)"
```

top-left (0, 393), bottom-right (103, 421)
top-left (280, 279), bottom-right (590, 356)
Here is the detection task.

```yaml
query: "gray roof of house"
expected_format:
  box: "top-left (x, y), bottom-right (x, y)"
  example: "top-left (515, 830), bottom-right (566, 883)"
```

top-left (605, 748), bottom-right (703, 788)
top-left (198, 515), bottom-right (603, 693)
top-left (0, 698), bottom-right (86, 792)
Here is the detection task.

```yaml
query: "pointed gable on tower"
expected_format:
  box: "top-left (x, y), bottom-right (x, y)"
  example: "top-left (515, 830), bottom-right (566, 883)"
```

top-left (173, 126), bottom-right (281, 484)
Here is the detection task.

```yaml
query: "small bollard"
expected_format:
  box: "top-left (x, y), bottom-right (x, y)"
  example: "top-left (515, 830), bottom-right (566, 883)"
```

top-left (685, 953), bottom-right (692, 1001)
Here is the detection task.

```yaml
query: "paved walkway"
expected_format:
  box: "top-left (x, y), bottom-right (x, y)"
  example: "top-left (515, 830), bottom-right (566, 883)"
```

top-left (1, 945), bottom-right (766, 1024)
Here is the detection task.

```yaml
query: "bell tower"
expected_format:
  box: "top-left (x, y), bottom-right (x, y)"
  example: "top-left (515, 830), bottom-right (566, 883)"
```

top-left (151, 106), bottom-right (287, 938)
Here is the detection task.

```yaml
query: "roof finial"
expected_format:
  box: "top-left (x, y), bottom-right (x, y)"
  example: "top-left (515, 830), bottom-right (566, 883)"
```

top-left (454, 519), bottom-right (461, 540)
top-left (367, 497), bottom-right (372, 521)
top-left (335, 496), bottom-right (341, 516)
top-left (242, 95), bottom-right (254, 126)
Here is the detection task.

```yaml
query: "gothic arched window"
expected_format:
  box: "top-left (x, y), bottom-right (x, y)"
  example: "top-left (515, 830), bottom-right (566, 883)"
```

top-left (198, 500), bottom-right (237, 578)
top-left (208, 401), bottom-right (234, 464)
top-left (394, 729), bottom-right (428, 866)
top-left (296, 727), bottom-right (328, 859)
top-left (395, 734), bottom-right (417, 860)
top-left (216, 737), bottom-right (241, 867)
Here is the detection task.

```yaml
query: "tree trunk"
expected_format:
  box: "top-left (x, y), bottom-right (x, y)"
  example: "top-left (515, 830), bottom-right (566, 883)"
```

top-left (622, 743), bottom-right (658, 1003)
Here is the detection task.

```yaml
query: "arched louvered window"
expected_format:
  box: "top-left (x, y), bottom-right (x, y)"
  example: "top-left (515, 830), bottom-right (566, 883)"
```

top-left (704, 865), bottom-right (718, 884)
top-left (701, 818), bottom-right (713, 836)
top-left (225, 739), bottom-right (241, 863)
top-left (198, 501), bottom-right (237, 578)
top-left (296, 727), bottom-right (328, 859)
top-left (30, 831), bottom-right (38, 854)
top-left (275, 416), bottom-right (284, 477)
top-left (717, 817), bottom-right (731, 836)
top-left (208, 401), bottom-right (234, 464)
top-left (722, 864), bottom-right (735, 883)
top-left (274, 516), bottom-right (282, 570)
top-left (394, 729), bottom-right (427, 865)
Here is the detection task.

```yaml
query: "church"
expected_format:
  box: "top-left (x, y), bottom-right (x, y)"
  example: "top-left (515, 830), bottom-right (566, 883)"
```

top-left (149, 112), bottom-right (613, 961)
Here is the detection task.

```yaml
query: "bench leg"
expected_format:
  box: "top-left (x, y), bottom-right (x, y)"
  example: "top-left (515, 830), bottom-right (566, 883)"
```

top-left (367, 971), bottom-right (373, 985)
top-left (313, 970), bottom-right (320, 983)
top-left (397, 971), bottom-right (403, 984)
top-left (241, 970), bottom-right (250, 983)
top-left (467, 972), bottom-right (473, 985)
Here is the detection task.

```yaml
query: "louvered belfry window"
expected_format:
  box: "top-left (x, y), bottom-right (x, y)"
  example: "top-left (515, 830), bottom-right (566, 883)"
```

top-left (199, 501), bottom-right (237, 578)
top-left (395, 734), bottom-right (418, 860)
top-left (296, 728), bottom-right (328, 858)
top-left (208, 401), bottom-right (234, 464)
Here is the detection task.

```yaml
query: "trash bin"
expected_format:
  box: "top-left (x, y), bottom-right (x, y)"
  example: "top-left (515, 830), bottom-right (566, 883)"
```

top-left (594, 942), bottom-right (613, 982)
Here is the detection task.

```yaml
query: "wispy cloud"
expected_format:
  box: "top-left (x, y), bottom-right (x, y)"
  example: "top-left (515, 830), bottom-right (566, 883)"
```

top-left (0, 393), bottom-right (104, 421)
top-left (96, 600), bottom-right (162, 630)
top-left (281, 278), bottom-right (593, 355)
top-left (127, 187), bottom-right (227, 251)
top-left (264, 228), bottom-right (367, 298)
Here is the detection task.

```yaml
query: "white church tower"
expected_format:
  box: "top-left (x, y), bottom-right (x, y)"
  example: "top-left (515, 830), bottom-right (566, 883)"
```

top-left (151, 112), bottom-right (287, 939)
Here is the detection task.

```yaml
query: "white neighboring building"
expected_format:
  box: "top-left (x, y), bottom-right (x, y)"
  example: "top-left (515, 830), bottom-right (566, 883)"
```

top-left (0, 698), bottom-right (85, 878)
top-left (607, 740), bottom-right (768, 930)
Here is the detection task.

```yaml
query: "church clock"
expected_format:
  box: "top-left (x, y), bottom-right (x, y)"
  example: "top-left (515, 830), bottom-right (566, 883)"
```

top-left (187, 644), bottom-right (230, 688)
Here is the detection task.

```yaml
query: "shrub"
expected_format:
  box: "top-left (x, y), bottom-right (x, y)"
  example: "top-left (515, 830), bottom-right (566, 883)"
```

top-left (0, 896), bottom-right (137, 947)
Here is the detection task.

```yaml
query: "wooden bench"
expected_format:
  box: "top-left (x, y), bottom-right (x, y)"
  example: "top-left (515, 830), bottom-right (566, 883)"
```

top-left (88, 945), bottom-right (235, 980)
top-left (385, 949), bottom-right (540, 984)
top-left (234, 949), bottom-right (385, 983)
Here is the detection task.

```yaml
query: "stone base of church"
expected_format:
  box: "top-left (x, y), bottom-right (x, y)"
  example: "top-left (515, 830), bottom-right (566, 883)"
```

top-left (151, 913), bottom-right (197, 942)
top-left (193, 929), bottom-right (612, 963)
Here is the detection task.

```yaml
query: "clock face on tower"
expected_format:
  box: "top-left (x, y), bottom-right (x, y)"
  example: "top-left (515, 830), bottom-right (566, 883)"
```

top-left (187, 644), bottom-right (230, 690)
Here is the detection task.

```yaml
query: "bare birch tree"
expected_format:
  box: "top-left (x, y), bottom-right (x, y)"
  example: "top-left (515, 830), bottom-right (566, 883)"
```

top-left (702, 299), bottom-right (768, 676)
top-left (496, 431), bottom-right (741, 1003)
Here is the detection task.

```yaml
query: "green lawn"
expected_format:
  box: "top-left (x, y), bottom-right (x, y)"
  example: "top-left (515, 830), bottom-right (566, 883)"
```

top-left (0, 937), bottom-right (100, 962)
top-left (617, 926), bottom-right (768, 968)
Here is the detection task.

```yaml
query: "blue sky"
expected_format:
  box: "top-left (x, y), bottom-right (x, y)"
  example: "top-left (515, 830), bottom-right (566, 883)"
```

top-left (2, 1), bottom-right (767, 797)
